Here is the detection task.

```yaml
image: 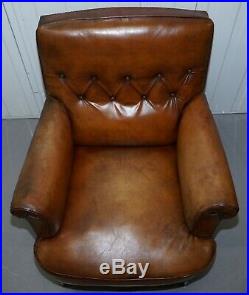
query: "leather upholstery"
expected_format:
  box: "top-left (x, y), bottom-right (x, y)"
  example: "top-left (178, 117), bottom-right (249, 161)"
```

top-left (11, 97), bottom-right (73, 237)
top-left (36, 145), bottom-right (215, 285)
top-left (11, 7), bottom-right (238, 288)
top-left (178, 94), bottom-right (238, 238)
top-left (37, 7), bottom-right (213, 145)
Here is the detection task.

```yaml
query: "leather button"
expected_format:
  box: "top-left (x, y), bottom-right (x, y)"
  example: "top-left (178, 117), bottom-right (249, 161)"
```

top-left (142, 95), bottom-right (147, 100)
top-left (78, 95), bottom-right (84, 100)
top-left (187, 69), bottom-right (192, 74)
top-left (59, 72), bottom-right (65, 79)
top-left (157, 73), bottom-right (162, 79)
top-left (209, 211), bottom-right (218, 216)
top-left (169, 92), bottom-right (176, 98)
top-left (125, 75), bottom-right (131, 81)
top-left (91, 75), bottom-right (97, 81)
top-left (110, 96), bottom-right (115, 101)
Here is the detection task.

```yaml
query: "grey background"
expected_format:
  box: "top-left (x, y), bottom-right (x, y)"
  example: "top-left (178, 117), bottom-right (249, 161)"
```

top-left (3, 114), bottom-right (246, 292)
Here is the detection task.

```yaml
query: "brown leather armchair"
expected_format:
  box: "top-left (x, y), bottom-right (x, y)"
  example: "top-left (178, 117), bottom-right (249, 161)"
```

top-left (11, 7), bottom-right (239, 287)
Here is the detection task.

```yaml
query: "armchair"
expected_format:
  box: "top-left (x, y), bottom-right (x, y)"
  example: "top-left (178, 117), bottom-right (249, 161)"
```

top-left (11, 7), bottom-right (238, 287)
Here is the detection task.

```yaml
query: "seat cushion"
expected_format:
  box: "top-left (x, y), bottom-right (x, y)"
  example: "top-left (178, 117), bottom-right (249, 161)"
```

top-left (35, 146), bottom-right (215, 286)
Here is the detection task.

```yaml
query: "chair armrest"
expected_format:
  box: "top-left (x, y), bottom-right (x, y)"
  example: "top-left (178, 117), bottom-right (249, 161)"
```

top-left (177, 94), bottom-right (239, 239)
top-left (10, 97), bottom-right (73, 238)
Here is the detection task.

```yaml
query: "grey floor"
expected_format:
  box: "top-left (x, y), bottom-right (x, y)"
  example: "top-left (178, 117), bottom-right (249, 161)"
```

top-left (3, 114), bottom-right (246, 293)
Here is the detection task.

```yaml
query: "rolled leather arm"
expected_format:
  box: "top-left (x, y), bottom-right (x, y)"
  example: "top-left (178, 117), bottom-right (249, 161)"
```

top-left (10, 97), bottom-right (73, 238)
top-left (177, 94), bottom-right (239, 239)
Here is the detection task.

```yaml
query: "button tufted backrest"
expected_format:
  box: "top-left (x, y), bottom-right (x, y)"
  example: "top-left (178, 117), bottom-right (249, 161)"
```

top-left (37, 7), bottom-right (213, 145)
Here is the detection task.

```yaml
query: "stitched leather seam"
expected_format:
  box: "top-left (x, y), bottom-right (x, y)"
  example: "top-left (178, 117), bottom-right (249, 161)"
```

top-left (41, 15), bottom-right (210, 27)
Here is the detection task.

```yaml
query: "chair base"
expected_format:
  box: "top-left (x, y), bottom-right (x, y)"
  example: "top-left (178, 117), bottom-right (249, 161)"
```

top-left (58, 279), bottom-right (191, 289)
top-left (56, 278), bottom-right (193, 291)
top-left (38, 265), bottom-right (205, 290)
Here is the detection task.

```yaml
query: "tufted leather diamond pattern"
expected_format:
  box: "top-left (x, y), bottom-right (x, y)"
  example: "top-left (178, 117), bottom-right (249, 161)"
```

top-left (58, 69), bottom-right (201, 110)
top-left (37, 10), bottom-right (213, 145)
